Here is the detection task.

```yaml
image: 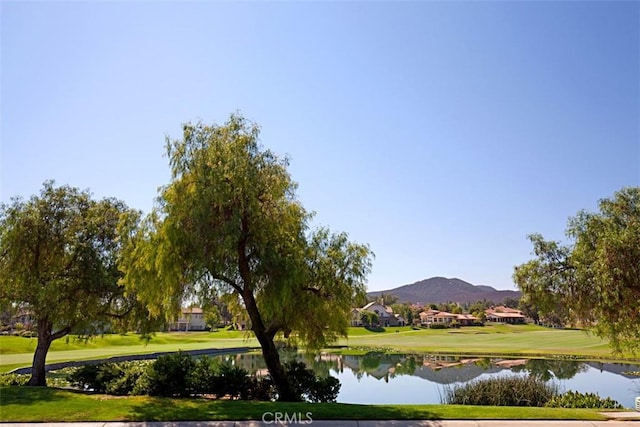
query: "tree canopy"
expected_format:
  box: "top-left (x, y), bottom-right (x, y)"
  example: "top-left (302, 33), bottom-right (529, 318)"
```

top-left (119, 114), bottom-right (373, 400)
top-left (513, 187), bottom-right (640, 353)
top-left (0, 181), bottom-right (157, 385)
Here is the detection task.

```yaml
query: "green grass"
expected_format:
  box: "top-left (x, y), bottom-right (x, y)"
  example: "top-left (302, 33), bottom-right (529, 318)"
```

top-left (337, 324), bottom-right (635, 360)
top-left (0, 331), bottom-right (259, 373)
top-left (1, 324), bottom-right (636, 374)
top-left (0, 386), bottom-right (608, 422)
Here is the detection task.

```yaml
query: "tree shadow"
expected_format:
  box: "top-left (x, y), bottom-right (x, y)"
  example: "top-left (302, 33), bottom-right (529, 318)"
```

top-left (0, 386), bottom-right (75, 405)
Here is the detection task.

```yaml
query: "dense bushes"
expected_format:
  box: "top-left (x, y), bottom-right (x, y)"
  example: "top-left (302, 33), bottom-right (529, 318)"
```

top-left (67, 361), bottom-right (151, 395)
top-left (146, 352), bottom-right (196, 397)
top-left (443, 375), bottom-right (624, 408)
top-left (443, 375), bottom-right (557, 406)
top-left (64, 352), bottom-right (338, 402)
top-left (284, 361), bottom-right (340, 403)
top-left (0, 373), bottom-right (30, 386)
top-left (545, 390), bottom-right (624, 409)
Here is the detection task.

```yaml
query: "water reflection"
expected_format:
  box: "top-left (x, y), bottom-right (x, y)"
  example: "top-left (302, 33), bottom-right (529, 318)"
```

top-left (211, 352), bottom-right (640, 408)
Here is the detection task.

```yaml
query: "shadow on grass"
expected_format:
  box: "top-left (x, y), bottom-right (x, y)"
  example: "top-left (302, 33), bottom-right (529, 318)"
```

top-left (125, 399), bottom-right (440, 422)
top-left (0, 386), bottom-right (75, 405)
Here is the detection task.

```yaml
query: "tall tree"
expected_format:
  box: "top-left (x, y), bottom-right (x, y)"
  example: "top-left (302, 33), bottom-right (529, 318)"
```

top-left (120, 115), bottom-right (373, 400)
top-left (514, 187), bottom-right (640, 353)
top-left (0, 182), bottom-right (157, 386)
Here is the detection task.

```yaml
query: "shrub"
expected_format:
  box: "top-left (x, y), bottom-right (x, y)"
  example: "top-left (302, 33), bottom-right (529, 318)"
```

top-left (189, 356), bottom-right (219, 395)
top-left (545, 390), bottom-right (624, 409)
top-left (66, 361), bottom-right (150, 395)
top-left (67, 364), bottom-right (108, 392)
top-left (212, 363), bottom-right (249, 399)
top-left (429, 324), bottom-right (447, 329)
top-left (443, 375), bottom-right (557, 407)
top-left (0, 373), bottom-right (29, 386)
top-left (284, 361), bottom-right (341, 403)
top-left (104, 362), bottom-right (150, 396)
top-left (241, 375), bottom-right (274, 401)
top-left (146, 351), bottom-right (196, 397)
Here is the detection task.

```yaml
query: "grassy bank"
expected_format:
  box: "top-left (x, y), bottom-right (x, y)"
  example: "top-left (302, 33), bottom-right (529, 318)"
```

top-left (1, 324), bottom-right (636, 373)
top-left (0, 386), bottom-right (608, 422)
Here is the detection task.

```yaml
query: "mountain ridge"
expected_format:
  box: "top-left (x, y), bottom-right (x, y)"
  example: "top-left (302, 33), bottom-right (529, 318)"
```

top-left (366, 276), bottom-right (521, 305)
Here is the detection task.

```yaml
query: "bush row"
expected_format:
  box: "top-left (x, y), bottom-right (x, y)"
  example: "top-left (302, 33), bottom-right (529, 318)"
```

top-left (66, 352), bottom-right (340, 402)
top-left (442, 375), bottom-right (623, 408)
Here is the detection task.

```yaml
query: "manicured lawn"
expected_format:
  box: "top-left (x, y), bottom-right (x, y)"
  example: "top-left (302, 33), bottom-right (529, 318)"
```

top-left (338, 324), bottom-right (630, 360)
top-left (0, 386), bottom-right (608, 422)
top-left (1, 324), bottom-right (636, 373)
top-left (0, 331), bottom-right (259, 373)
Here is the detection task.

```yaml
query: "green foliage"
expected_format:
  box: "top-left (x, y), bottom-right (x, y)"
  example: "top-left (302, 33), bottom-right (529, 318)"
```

top-left (188, 356), bottom-right (219, 395)
top-left (119, 114), bottom-right (373, 400)
top-left (428, 324), bottom-right (448, 329)
top-left (66, 361), bottom-right (151, 395)
top-left (0, 373), bottom-right (29, 386)
top-left (59, 354), bottom-right (336, 402)
top-left (213, 363), bottom-right (249, 399)
top-left (0, 181), bottom-right (160, 385)
top-left (545, 391), bottom-right (623, 409)
top-left (545, 390), bottom-right (624, 409)
top-left (443, 375), bottom-right (558, 407)
top-left (514, 187), bottom-right (640, 353)
top-left (360, 310), bottom-right (379, 327)
top-left (283, 361), bottom-right (340, 403)
top-left (146, 352), bottom-right (196, 397)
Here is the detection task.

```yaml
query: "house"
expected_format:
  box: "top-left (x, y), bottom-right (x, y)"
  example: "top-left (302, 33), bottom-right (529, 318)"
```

top-left (168, 307), bottom-right (207, 331)
top-left (485, 306), bottom-right (526, 324)
top-left (418, 309), bottom-right (479, 327)
top-left (418, 309), bottom-right (440, 324)
top-left (354, 302), bottom-right (405, 327)
top-left (456, 313), bottom-right (479, 326)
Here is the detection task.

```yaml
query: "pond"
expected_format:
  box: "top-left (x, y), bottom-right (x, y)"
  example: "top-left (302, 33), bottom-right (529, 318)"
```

top-left (212, 352), bottom-right (640, 409)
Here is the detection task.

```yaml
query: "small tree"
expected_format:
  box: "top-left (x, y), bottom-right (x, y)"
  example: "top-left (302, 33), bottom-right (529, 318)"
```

top-left (360, 310), bottom-right (379, 327)
top-left (0, 182), bottom-right (158, 386)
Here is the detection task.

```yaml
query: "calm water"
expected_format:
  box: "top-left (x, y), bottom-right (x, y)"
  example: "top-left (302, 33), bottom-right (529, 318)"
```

top-left (213, 352), bottom-right (640, 409)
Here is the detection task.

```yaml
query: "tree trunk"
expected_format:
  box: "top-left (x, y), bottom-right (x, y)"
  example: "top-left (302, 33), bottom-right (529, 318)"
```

top-left (27, 319), bottom-right (70, 386)
top-left (254, 327), bottom-right (299, 401)
top-left (28, 322), bottom-right (53, 386)
top-left (242, 290), bottom-right (298, 401)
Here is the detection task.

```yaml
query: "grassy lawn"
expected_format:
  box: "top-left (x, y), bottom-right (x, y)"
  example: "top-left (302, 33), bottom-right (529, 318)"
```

top-left (1, 324), bottom-right (636, 373)
top-left (337, 324), bottom-right (633, 360)
top-left (0, 386), bottom-right (608, 422)
top-left (0, 331), bottom-right (259, 373)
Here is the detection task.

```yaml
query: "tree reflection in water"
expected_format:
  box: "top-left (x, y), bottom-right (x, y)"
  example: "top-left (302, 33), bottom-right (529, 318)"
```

top-left (207, 351), bottom-right (639, 407)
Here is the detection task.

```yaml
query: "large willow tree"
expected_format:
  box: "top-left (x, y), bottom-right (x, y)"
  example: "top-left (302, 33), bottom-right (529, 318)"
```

top-left (514, 187), bottom-right (640, 353)
top-left (120, 115), bottom-right (373, 401)
top-left (0, 182), bottom-right (157, 386)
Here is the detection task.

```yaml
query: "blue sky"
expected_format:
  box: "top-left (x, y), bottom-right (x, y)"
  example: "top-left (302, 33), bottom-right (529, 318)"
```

top-left (2, 1), bottom-right (638, 292)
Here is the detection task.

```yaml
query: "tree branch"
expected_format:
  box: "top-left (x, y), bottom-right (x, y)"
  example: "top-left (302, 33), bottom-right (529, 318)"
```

top-left (211, 273), bottom-right (243, 294)
top-left (50, 326), bottom-right (72, 341)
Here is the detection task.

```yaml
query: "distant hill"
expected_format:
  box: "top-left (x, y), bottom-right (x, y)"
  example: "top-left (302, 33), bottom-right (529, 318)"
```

top-left (367, 277), bottom-right (521, 305)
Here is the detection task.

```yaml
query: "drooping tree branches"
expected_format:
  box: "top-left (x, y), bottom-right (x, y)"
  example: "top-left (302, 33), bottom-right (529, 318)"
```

top-left (514, 187), bottom-right (640, 353)
top-left (119, 114), bottom-right (373, 400)
top-left (0, 182), bottom-right (160, 386)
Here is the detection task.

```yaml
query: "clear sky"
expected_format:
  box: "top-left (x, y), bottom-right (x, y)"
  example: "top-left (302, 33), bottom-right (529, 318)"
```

top-left (1, 1), bottom-right (638, 292)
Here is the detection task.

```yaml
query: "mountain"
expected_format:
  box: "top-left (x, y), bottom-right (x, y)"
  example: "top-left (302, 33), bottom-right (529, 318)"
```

top-left (366, 277), bottom-right (521, 305)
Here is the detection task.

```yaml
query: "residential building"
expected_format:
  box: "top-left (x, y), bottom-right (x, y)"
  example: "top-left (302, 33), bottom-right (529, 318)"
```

top-left (352, 302), bottom-right (406, 327)
top-left (168, 307), bottom-right (207, 331)
top-left (485, 306), bottom-right (526, 324)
